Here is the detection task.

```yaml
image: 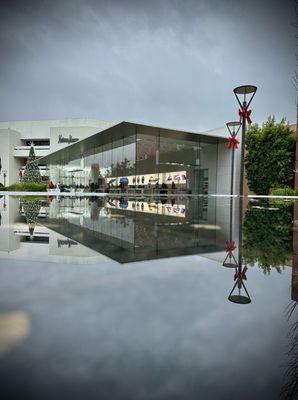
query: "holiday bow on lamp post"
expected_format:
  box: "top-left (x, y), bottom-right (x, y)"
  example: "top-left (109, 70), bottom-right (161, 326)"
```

top-left (226, 121), bottom-right (241, 149)
top-left (233, 85), bottom-right (257, 197)
top-left (239, 107), bottom-right (252, 124)
top-left (227, 136), bottom-right (240, 149)
top-left (223, 239), bottom-right (239, 268)
top-left (234, 264), bottom-right (248, 284)
top-left (225, 240), bottom-right (236, 253)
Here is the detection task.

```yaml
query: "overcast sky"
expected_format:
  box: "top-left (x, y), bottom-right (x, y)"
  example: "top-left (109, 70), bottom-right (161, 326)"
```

top-left (0, 0), bottom-right (295, 132)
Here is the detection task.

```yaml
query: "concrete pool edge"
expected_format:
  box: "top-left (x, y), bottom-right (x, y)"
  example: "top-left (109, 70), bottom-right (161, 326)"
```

top-left (1, 191), bottom-right (298, 199)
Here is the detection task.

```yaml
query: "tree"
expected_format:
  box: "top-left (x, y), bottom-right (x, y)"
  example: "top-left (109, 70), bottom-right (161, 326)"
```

top-left (22, 145), bottom-right (42, 183)
top-left (245, 116), bottom-right (296, 195)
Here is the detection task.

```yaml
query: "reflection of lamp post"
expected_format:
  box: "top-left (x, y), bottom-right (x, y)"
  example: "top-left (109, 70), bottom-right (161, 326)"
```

top-left (2, 195), bottom-right (7, 211)
top-left (2, 169), bottom-right (7, 187)
top-left (222, 122), bottom-right (242, 269)
top-left (233, 85), bottom-right (257, 196)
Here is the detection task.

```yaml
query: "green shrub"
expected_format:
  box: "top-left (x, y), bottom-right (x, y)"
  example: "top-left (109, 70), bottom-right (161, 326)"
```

top-left (6, 182), bottom-right (47, 192)
top-left (270, 187), bottom-right (298, 196)
top-left (245, 116), bottom-right (296, 195)
top-left (0, 182), bottom-right (6, 191)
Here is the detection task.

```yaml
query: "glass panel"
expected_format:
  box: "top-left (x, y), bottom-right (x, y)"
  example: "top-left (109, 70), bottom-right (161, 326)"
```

top-left (159, 136), bottom-right (199, 194)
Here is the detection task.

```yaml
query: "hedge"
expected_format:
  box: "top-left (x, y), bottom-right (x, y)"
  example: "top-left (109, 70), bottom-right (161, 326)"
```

top-left (245, 116), bottom-right (296, 195)
top-left (270, 187), bottom-right (298, 196)
top-left (6, 182), bottom-right (47, 192)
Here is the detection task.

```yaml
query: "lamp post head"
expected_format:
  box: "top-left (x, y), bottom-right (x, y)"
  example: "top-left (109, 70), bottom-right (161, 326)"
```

top-left (233, 85), bottom-right (257, 95)
top-left (233, 85), bottom-right (257, 109)
top-left (226, 121), bottom-right (242, 136)
top-left (228, 292), bottom-right (251, 304)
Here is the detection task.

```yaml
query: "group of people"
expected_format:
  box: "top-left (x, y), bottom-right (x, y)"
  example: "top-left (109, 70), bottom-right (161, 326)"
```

top-left (48, 181), bottom-right (66, 192)
top-left (160, 181), bottom-right (176, 195)
top-left (48, 179), bottom-right (177, 194)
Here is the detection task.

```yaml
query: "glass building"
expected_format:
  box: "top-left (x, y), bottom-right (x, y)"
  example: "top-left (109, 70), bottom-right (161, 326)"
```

top-left (41, 122), bottom-right (230, 195)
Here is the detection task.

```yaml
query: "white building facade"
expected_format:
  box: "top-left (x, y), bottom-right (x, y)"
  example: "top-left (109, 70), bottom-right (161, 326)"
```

top-left (0, 118), bottom-right (239, 195)
top-left (0, 118), bottom-right (115, 186)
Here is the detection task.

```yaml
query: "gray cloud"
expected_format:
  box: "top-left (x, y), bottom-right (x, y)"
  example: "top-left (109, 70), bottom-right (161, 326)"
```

top-left (0, 0), bottom-right (295, 131)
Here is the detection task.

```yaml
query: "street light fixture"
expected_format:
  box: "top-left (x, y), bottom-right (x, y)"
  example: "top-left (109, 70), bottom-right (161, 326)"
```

top-left (228, 265), bottom-right (251, 304)
top-left (233, 85), bottom-right (257, 196)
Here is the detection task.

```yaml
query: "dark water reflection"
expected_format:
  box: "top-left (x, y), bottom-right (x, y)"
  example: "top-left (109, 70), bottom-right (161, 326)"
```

top-left (0, 195), bottom-right (297, 399)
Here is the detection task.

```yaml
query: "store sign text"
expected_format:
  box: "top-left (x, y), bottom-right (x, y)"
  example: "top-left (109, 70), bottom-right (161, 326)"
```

top-left (58, 135), bottom-right (79, 144)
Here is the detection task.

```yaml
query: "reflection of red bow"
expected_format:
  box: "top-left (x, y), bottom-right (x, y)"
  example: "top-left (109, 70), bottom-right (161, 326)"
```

top-left (239, 107), bottom-right (252, 124)
top-left (234, 265), bottom-right (248, 283)
top-left (227, 136), bottom-right (240, 149)
top-left (225, 240), bottom-right (236, 253)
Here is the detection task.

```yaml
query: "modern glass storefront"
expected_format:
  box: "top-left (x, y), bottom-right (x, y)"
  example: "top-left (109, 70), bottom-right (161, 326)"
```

top-left (41, 122), bottom-right (229, 195)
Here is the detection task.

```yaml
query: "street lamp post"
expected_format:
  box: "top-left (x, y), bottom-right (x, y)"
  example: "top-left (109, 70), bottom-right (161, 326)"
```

top-left (226, 121), bottom-right (242, 196)
top-left (233, 85), bottom-right (257, 196)
top-left (229, 85), bottom-right (257, 303)
top-left (222, 121), bottom-right (242, 269)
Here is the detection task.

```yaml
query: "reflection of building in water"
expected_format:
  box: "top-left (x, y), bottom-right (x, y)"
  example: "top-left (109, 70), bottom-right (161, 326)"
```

top-left (57, 238), bottom-right (78, 248)
top-left (43, 196), bottom-right (230, 263)
top-left (0, 197), bottom-right (108, 263)
top-left (0, 196), bottom-right (22, 252)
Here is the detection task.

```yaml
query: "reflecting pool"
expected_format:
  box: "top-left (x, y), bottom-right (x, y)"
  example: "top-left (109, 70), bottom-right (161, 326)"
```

top-left (0, 194), bottom-right (297, 399)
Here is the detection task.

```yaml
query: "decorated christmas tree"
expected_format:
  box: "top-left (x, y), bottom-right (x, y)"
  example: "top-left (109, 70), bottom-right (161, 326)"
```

top-left (22, 145), bottom-right (42, 182)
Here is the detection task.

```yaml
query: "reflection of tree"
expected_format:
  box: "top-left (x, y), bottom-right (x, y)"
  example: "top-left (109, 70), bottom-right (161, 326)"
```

top-left (21, 200), bottom-right (41, 238)
top-left (106, 158), bottom-right (135, 178)
top-left (243, 200), bottom-right (293, 274)
top-left (280, 301), bottom-right (298, 400)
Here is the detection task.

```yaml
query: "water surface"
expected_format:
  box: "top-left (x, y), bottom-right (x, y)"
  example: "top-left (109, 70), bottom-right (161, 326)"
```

top-left (0, 195), bottom-right (297, 399)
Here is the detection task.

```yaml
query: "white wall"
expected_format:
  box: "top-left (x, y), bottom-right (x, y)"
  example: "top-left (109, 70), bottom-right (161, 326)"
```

top-left (0, 129), bottom-right (23, 186)
top-left (50, 126), bottom-right (108, 153)
top-left (0, 118), bottom-right (115, 140)
top-left (216, 142), bottom-right (232, 195)
top-left (0, 196), bottom-right (21, 252)
top-left (0, 118), bottom-right (116, 185)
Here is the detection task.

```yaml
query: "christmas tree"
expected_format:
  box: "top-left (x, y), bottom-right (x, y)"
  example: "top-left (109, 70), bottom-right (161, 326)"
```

top-left (22, 145), bottom-right (42, 182)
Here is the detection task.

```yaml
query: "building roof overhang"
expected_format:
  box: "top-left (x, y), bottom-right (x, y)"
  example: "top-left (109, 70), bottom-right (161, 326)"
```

top-left (39, 121), bottom-right (228, 165)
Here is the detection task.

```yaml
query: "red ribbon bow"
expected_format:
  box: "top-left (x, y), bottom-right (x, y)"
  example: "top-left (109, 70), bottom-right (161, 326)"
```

top-left (239, 107), bottom-right (252, 124)
top-left (227, 136), bottom-right (240, 149)
top-left (225, 240), bottom-right (236, 253)
top-left (234, 265), bottom-right (248, 283)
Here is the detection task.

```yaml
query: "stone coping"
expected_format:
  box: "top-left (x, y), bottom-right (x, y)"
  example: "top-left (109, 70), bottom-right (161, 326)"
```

top-left (0, 191), bottom-right (298, 199)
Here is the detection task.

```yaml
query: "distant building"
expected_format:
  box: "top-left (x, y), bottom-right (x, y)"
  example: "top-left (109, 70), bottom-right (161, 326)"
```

top-left (0, 118), bottom-right (234, 194)
top-left (0, 118), bottom-right (115, 186)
